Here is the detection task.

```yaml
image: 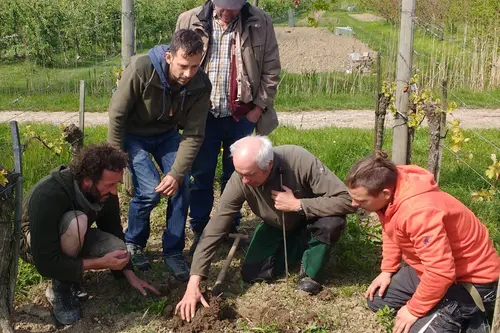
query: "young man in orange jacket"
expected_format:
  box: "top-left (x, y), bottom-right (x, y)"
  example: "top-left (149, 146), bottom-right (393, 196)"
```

top-left (345, 151), bottom-right (499, 333)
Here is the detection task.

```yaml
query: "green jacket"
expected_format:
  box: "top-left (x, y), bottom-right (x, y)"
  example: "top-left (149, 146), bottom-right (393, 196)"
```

top-left (107, 52), bottom-right (212, 182)
top-left (21, 166), bottom-right (130, 282)
top-left (191, 145), bottom-right (356, 277)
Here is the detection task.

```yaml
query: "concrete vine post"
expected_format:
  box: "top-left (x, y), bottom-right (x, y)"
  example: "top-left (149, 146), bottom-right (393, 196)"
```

top-left (392, 0), bottom-right (416, 164)
top-left (122, 0), bottom-right (135, 196)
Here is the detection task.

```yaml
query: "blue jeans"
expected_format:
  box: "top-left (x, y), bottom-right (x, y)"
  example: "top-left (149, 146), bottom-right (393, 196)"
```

top-left (124, 129), bottom-right (189, 256)
top-left (189, 114), bottom-right (255, 234)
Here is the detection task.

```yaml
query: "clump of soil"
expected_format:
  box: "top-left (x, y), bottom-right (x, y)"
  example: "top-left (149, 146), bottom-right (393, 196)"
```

top-left (169, 292), bottom-right (238, 333)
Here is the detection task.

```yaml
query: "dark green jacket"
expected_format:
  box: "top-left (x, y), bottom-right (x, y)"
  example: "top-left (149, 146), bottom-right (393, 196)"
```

top-left (21, 166), bottom-right (130, 282)
top-left (107, 52), bottom-right (212, 183)
top-left (191, 145), bottom-right (356, 277)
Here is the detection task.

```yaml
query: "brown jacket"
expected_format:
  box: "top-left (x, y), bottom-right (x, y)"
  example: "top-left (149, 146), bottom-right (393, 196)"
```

top-left (191, 145), bottom-right (356, 277)
top-left (107, 52), bottom-right (211, 182)
top-left (176, 1), bottom-right (280, 135)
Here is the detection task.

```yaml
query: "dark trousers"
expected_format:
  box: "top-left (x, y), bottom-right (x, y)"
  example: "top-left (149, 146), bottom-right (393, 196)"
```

top-left (189, 114), bottom-right (255, 234)
top-left (368, 265), bottom-right (498, 333)
top-left (241, 216), bottom-right (346, 282)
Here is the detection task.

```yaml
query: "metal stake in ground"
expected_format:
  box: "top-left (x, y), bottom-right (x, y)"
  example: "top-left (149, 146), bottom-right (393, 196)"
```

top-left (279, 170), bottom-right (289, 284)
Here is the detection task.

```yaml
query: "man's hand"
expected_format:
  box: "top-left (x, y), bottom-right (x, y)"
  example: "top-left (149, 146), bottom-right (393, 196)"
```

top-left (155, 174), bottom-right (179, 197)
top-left (123, 270), bottom-right (161, 296)
top-left (101, 250), bottom-right (130, 271)
top-left (175, 276), bottom-right (209, 322)
top-left (365, 271), bottom-right (392, 301)
top-left (271, 186), bottom-right (301, 212)
top-left (393, 305), bottom-right (418, 333)
top-left (246, 106), bottom-right (263, 123)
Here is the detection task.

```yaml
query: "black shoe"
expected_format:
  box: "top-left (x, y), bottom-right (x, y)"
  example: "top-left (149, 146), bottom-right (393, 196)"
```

top-left (164, 253), bottom-right (190, 282)
top-left (297, 276), bottom-right (322, 295)
top-left (46, 279), bottom-right (81, 325)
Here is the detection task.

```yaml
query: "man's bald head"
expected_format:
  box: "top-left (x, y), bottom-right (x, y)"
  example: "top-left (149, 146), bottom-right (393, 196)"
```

top-left (230, 136), bottom-right (274, 187)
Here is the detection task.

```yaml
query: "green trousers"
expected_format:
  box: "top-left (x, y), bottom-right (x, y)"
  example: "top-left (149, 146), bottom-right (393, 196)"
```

top-left (241, 222), bottom-right (331, 281)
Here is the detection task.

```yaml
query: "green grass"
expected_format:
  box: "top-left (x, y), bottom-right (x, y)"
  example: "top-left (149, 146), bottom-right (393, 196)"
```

top-left (1, 123), bottom-right (498, 248)
top-left (16, 259), bottom-right (44, 297)
top-left (2, 123), bottom-right (498, 330)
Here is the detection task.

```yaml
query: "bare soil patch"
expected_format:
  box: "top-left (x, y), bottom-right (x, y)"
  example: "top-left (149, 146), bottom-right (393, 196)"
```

top-left (349, 13), bottom-right (385, 22)
top-left (275, 26), bottom-right (375, 73)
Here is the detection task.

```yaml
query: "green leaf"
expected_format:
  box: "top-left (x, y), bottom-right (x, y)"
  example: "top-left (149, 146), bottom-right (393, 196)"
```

top-left (0, 169), bottom-right (9, 187)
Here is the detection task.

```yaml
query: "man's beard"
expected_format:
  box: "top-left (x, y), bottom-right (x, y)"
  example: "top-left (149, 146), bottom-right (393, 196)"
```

top-left (83, 183), bottom-right (108, 203)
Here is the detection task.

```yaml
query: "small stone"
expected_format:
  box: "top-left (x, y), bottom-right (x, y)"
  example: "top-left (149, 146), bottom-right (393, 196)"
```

top-left (18, 304), bottom-right (51, 319)
top-left (163, 304), bottom-right (174, 319)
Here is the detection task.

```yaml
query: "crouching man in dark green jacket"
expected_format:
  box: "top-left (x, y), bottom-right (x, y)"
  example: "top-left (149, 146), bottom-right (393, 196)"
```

top-left (176, 136), bottom-right (356, 321)
top-left (20, 144), bottom-right (160, 326)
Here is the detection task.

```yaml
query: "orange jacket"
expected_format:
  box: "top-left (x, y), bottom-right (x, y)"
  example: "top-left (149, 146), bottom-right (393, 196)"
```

top-left (377, 165), bottom-right (500, 317)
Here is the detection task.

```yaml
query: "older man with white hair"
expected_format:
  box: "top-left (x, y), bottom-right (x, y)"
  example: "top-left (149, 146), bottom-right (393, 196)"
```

top-left (176, 135), bottom-right (356, 321)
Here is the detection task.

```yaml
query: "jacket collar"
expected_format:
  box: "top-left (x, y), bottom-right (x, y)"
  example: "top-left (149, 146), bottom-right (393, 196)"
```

top-left (197, 1), bottom-right (255, 33)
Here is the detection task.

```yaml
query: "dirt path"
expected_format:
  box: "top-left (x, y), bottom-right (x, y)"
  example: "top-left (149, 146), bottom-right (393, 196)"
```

top-left (2, 109), bottom-right (500, 129)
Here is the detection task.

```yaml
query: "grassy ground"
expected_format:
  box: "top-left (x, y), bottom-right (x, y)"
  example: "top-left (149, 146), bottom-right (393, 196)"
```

top-left (1, 123), bottom-right (498, 332)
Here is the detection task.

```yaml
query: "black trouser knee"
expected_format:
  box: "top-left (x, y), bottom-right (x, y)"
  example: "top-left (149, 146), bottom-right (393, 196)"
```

top-left (241, 256), bottom-right (276, 283)
top-left (307, 215), bottom-right (346, 245)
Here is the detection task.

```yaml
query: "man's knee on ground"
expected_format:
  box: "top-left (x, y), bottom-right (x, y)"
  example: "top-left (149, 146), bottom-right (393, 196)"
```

top-left (241, 259), bottom-right (275, 283)
top-left (60, 212), bottom-right (88, 258)
top-left (311, 216), bottom-right (347, 244)
top-left (366, 294), bottom-right (388, 313)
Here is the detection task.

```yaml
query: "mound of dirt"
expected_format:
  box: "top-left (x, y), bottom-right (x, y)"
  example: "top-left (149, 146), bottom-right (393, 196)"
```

top-left (349, 13), bottom-right (384, 22)
top-left (169, 293), bottom-right (238, 333)
top-left (275, 27), bottom-right (375, 73)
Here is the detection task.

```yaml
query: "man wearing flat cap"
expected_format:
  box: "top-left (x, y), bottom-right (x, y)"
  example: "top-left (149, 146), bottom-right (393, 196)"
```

top-left (176, 0), bottom-right (281, 251)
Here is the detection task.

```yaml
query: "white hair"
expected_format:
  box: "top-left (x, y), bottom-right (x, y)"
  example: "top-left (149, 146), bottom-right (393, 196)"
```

top-left (230, 135), bottom-right (274, 171)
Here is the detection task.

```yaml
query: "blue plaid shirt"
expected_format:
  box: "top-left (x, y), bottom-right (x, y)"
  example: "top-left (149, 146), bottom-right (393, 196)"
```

top-left (204, 15), bottom-right (237, 118)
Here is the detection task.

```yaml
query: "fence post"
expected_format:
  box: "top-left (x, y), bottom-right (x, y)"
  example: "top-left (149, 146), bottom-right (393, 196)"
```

top-left (79, 80), bottom-right (85, 146)
top-left (122, 0), bottom-right (135, 196)
top-left (392, 0), bottom-right (416, 164)
top-left (121, 0), bottom-right (135, 69)
top-left (288, 8), bottom-right (296, 27)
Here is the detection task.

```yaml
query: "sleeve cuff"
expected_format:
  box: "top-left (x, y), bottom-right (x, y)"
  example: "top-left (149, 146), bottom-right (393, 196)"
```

top-left (253, 99), bottom-right (267, 111)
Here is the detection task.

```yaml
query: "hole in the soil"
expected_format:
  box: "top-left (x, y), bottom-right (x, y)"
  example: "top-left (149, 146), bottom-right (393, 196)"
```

top-left (220, 305), bottom-right (238, 320)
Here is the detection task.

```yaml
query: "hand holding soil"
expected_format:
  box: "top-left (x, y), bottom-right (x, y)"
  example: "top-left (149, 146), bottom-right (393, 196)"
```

top-left (101, 250), bottom-right (130, 271)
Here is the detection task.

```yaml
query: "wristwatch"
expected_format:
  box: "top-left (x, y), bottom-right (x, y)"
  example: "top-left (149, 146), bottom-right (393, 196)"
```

top-left (297, 203), bottom-right (305, 216)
